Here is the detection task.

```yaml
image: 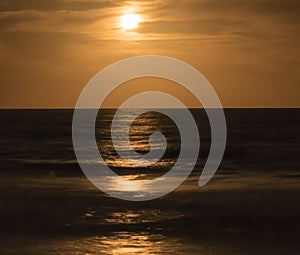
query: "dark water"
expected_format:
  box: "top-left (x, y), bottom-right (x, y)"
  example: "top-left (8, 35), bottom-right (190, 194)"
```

top-left (0, 109), bottom-right (299, 174)
top-left (0, 109), bottom-right (300, 254)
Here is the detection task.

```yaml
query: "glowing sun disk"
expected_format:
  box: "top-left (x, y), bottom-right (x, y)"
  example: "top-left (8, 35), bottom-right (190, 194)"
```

top-left (121, 14), bottom-right (140, 30)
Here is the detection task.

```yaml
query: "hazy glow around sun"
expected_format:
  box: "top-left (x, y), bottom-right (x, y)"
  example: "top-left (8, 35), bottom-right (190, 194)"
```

top-left (121, 14), bottom-right (140, 30)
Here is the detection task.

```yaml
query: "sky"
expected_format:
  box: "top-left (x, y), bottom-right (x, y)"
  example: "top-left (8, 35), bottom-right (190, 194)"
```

top-left (0, 0), bottom-right (299, 108)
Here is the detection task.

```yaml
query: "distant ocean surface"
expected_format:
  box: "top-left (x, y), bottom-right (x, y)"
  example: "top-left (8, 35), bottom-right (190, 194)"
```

top-left (0, 109), bottom-right (300, 254)
top-left (0, 109), bottom-right (299, 175)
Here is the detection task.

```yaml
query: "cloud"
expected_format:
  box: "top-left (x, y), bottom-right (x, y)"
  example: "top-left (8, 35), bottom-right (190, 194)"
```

top-left (136, 19), bottom-right (245, 36)
top-left (180, 0), bottom-right (300, 17)
top-left (1, 0), bottom-right (299, 41)
top-left (0, 0), bottom-right (117, 11)
top-left (158, 1), bottom-right (297, 43)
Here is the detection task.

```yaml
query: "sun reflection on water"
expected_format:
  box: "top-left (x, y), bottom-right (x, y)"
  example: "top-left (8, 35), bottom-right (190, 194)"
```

top-left (60, 232), bottom-right (188, 255)
top-left (98, 232), bottom-right (164, 254)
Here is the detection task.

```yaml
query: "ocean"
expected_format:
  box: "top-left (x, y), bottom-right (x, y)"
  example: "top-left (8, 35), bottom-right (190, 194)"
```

top-left (0, 109), bottom-right (300, 254)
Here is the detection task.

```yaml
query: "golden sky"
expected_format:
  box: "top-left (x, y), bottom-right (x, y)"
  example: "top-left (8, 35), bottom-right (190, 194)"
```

top-left (0, 0), bottom-right (299, 108)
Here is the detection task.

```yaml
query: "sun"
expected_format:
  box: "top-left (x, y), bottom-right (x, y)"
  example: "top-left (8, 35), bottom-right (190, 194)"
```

top-left (121, 14), bottom-right (140, 30)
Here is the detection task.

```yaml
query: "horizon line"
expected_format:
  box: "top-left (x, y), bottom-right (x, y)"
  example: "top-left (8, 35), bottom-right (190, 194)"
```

top-left (0, 107), bottom-right (299, 110)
